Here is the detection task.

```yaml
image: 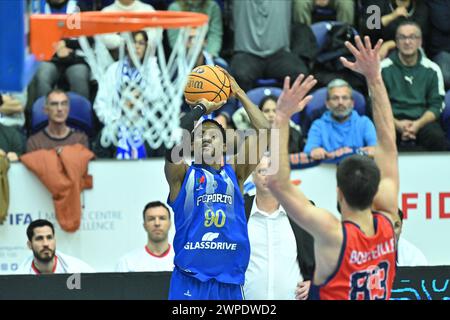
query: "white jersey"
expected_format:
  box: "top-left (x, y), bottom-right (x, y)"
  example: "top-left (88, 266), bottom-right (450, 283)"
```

top-left (116, 245), bottom-right (174, 272)
top-left (397, 237), bottom-right (428, 267)
top-left (16, 251), bottom-right (95, 274)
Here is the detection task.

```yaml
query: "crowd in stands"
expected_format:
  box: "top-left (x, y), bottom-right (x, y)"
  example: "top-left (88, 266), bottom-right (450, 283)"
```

top-left (1, 1), bottom-right (440, 301)
top-left (1, 0), bottom-right (449, 165)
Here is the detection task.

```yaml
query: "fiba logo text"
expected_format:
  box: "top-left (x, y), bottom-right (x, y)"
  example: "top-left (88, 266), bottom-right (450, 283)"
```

top-left (66, 273), bottom-right (81, 290)
top-left (9, 213), bottom-right (33, 225)
top-left (366, 5), bottom-right (381, 30)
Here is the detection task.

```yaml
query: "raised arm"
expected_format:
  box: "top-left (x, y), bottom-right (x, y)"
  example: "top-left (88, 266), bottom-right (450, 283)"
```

top-left (341, 36), bottom-right (399, 220)
top-left (267, 75), bottom-right (342, 242)
top-left (165, 99), bottom-right (224, 202)
top-left (221, 69), bottom-right (271, 184)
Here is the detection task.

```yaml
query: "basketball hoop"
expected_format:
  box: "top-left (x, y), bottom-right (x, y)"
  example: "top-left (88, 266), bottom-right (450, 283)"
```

top-left (29, 11), bottom-right (208, 149)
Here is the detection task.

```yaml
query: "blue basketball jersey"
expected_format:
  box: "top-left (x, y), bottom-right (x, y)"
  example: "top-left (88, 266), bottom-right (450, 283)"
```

top-left (168, 163), bottom-right (250, 285)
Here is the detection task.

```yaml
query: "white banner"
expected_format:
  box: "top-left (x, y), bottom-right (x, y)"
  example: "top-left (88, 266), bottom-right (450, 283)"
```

top-left (0, 154), bottom-right (449, 274)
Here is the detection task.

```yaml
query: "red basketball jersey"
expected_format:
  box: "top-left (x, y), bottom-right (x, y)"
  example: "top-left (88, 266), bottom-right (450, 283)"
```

top-left (311, 212), bottom-right (397, 300)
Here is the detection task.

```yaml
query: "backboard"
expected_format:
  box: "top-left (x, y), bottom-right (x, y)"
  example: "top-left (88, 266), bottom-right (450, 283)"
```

top-left (0, 0), bottom-right (41, 92)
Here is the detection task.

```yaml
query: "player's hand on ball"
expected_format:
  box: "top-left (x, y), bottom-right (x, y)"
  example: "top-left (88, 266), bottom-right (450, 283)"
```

top-left (215, 66), bottom-right (244, 97)
top-left (185, 98), bottom-right (226, 115)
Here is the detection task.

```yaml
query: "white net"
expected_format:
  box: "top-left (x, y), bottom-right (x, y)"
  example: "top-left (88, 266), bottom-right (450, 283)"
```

top-left (78, 23), bottom-right (208, 149)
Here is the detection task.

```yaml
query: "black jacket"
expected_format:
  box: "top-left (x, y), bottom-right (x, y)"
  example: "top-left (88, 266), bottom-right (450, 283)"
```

top-left (244, 194), bottom-right (315, 281)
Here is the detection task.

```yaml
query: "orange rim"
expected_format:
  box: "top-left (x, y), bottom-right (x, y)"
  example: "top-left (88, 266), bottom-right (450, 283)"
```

top-left (30, 11), bottom-right (209, 61)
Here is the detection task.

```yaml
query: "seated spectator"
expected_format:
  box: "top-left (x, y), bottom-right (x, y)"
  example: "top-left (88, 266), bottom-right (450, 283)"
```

top-left (17, 219), bottom-right (95, 274)
top-left (93, 31), bottom-right (166, 159)
top-left (0, 90), bottom-right (27, 130)
top-left (0, 123), bottom-right (25, 162)
top-left (381, 21), bottom-right (448, 151)
top-left (304, 79), bottom-right (376, 161)
top-left (26, 89), bottom-right (89, 153)
top-left (33, 0), bottom-right (91, 99)
top-left (427, 0), bottom-right (450, 90)
top-left (394, 209), bottom-right (428, 266)
top-left (360, 0), bottom-right (429, 59)
top-left (244, 157), bottom-right (314, 300)
top-left (116, 201), bottom-right (174, 272)
top-left (293, 0), bottom-right (354, 25)
top-left (100, 0), bottom-right (156, 50)
top-left (259, 95), bottom-right (304, 153)
top-left (168, 0), bottom-right (223, 59)
top-left (231, 0), bottom-right (308, 92)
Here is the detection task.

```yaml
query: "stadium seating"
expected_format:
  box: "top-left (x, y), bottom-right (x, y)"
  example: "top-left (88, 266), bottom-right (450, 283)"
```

top-left (442, 90), bottom-right (450, 142)
top-left (235, 86), bottom-right (303, 125)
top-left (238, 86), bottom-right (283, 109)
top-left (310, 21), bottom-right (344, 51)
top-left (31, 92), bottom-right (94, 136)
top-left (304, 86), bottom-right (366, 120)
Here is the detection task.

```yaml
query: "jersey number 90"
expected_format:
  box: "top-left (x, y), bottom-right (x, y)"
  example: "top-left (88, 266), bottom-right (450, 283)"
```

top-left (204, 209), bottom-right (226, 228)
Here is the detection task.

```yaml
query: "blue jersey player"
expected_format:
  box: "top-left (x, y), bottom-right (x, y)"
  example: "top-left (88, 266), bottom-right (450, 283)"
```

top-left (164, 71), bottom-right (271, 300)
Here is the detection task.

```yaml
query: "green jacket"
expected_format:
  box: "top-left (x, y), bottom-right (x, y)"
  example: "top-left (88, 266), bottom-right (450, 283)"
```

top-left (0, 124), bottom-right (25, 155)
top-left (167, 0), bottom-right (223, 57)
top-left (381, 49), bottom-right (445, 120)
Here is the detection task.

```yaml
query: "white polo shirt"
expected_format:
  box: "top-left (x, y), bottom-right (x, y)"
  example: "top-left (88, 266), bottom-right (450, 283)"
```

top-left (116, 245), bottom-right (174, 272)
top-left (397, 237), bottom-right (428, 267)
top-left (16, 251), bottom-right (95, 274)
top-left (244, 197), bottom-right (303, 300)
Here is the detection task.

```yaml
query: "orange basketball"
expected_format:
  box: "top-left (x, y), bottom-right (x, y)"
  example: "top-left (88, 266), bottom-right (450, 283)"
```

top-left (184, 65), bottom-right (231, 104)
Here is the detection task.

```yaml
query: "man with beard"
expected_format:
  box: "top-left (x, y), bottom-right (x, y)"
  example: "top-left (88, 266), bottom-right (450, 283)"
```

top-left (116, 201), bottom-right (174, 272)
top-left (17, 219), bottom-right (94, 274)
top-left (304, 79), bottom-right (377, 162)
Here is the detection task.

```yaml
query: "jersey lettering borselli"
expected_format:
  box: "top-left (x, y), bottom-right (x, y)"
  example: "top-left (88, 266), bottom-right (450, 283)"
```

top-left (168, 163), bottom-right (250, 285)
top-left (310, 212), bottom-right (396, 300)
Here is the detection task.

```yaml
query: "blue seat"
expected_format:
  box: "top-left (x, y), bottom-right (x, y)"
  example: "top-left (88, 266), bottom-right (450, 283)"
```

top-left (310, 21), bottom-right (343, 52)
top-left (442, 90), bottom-right (450, 142)
top-left (310, 21), bottom-right (358, 53)
top-left (305, 87), bottom-right (366, 123)
top-left (237, 86), bottom-right (302, 124)
top-left (238, 87), bottom-right (282, 108)
top-left (31, 92), bottom-right (94, 136)
top-left (255, 78), bottom-right (280, 88)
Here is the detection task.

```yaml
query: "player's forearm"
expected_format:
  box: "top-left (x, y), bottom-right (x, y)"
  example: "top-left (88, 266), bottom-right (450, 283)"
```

top-left (165, 104), bottom-right (206, 163)
top-left (236, 90), bottom-right (271, 131)
top-left (368, 76), bottom-right (396, 154)
top-left (270, 115), bottom-right (291, 187)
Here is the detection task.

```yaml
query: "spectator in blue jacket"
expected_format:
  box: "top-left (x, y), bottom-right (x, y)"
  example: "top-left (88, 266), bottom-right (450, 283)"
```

top-left (304, 79), bottom-right (376, 162)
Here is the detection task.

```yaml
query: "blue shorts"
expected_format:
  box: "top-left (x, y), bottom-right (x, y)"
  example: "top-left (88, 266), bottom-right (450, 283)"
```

top-left (168, 267), bottom-right (244, 300)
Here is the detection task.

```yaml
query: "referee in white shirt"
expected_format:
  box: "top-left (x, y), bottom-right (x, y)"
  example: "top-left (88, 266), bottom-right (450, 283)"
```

top-left (243, 157), bottom-right (315, 300)
top-left (116, 201), bottom-right (174, 272)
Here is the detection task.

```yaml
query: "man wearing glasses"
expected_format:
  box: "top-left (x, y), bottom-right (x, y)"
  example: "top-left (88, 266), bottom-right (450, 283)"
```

top-left (304, 78), bottom-right (377, 162)
top-left (26, 89), bottom-right (89, 152)
top-left (381, 21), bottom-right (448, 151)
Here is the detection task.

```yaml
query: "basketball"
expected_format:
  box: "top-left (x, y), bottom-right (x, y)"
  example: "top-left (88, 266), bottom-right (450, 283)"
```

top-left (184, 65), bottom-right (231, 104)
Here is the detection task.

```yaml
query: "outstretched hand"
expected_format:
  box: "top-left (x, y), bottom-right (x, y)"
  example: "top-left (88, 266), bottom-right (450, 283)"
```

top-left (340, 36), bottom-right (383, 81)
top-left (276, 74), bottom-right (317, 121)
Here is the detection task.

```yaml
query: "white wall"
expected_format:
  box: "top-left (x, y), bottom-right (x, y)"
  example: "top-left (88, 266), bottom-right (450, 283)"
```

top-left (0, 154), bottom-right (449, 274)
